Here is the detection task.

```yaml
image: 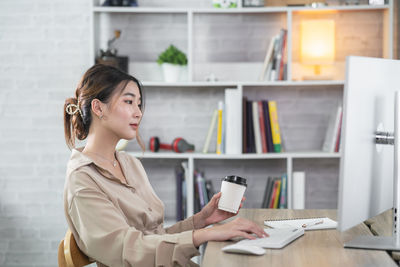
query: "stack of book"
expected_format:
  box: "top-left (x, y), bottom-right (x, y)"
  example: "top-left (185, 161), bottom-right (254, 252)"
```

top-left (243, 98), bottom-right (282, 153)
top-left (202, 90), bottom-right (283, 155)
top-left (175, 163), bottom-right (215, 220)
top-left (202, 88), bottom-right (242, 155)
top-left (261, 174), bottom-right (288, 209)
top-left (193, 170), bottom-right (215, 214)
top-left (259, 28), bottom-right (288, 82)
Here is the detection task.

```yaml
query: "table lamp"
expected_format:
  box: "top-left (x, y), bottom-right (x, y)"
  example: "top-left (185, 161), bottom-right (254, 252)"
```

top-left (300, 19), bottom-right (335, 80)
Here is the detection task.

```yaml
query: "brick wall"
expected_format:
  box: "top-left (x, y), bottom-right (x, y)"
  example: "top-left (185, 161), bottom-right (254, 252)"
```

top-left (0, 0), bottom-right (398, 266)
top-left (0, 0), bottom-right (91, 266)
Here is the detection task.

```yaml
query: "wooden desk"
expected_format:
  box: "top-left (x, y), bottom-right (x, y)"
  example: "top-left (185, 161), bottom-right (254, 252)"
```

top-left (202, 209), bottom-right (397, 267)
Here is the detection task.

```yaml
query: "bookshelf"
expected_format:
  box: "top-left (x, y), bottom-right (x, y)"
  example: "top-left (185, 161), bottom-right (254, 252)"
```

top-left (90, 0), bottom-right (396, 221)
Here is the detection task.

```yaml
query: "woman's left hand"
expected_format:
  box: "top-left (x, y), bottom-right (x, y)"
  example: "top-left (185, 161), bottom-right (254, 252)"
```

top-left (195, 192), bottom-right (245, 228)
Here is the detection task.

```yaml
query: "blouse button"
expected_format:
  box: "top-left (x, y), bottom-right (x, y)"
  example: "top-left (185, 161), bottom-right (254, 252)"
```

top-left (130, 188), bottom-right (136, 193)
top-left (148, 207), bottom-right (152, 212)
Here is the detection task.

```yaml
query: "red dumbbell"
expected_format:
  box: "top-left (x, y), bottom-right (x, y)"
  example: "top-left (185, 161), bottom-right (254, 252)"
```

top-left (149, 137), bottom-right (195, 153)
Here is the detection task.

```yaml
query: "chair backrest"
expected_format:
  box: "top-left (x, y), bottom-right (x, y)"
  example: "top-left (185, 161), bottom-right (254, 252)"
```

top-left (58, 229), bottom-right (94, 267)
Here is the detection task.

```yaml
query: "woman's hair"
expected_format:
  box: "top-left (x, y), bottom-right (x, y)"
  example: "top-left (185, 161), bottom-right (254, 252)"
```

top-left (63, 64), bottom-right (145, 150)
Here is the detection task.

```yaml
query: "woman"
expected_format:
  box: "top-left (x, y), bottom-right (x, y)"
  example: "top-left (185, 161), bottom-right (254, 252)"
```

top-left (63, 64), bottom-right (266, 267)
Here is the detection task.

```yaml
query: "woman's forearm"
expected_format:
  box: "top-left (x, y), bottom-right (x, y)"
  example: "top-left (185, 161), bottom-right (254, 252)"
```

top-left (193, 212), bottom-right (206, 229)
top-left (193, 228), bottom-right (210, 247)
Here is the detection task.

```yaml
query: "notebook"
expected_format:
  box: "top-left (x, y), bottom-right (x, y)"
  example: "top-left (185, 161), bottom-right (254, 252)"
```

top-left (264, 217), bottom-right (337, 231)
top-left (230, 227), bottom-right (304, 249)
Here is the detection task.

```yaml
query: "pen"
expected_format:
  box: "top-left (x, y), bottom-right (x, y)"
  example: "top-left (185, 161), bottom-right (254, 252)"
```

top-left (302, 219), bottom-right (323, 228)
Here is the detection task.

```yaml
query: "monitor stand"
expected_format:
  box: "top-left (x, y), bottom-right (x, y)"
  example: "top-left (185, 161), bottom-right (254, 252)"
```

top-left (344, 91), bottom-right (400, 251)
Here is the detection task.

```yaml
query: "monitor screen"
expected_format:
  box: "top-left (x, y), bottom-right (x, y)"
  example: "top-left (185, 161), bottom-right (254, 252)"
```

top-left (337, 56), bottom-right (400, 232)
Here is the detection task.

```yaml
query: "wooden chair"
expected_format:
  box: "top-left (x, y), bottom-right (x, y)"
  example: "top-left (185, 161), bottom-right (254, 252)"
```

top-left (58, 229), bottom-right (95, 267)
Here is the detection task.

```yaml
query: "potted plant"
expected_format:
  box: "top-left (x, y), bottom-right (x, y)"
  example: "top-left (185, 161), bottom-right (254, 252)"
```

top-left (157, 45), bottom-right (187, 82)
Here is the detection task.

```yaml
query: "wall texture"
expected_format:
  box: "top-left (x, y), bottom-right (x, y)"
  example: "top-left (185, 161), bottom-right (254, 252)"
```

top-left (0, 0), bottom-right (91, 266)
top-left (0, 0), bottom-right (399, 266)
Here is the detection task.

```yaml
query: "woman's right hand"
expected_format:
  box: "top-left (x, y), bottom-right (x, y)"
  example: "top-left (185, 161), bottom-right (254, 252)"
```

top-left (193, 217), bottom-right (267, 247)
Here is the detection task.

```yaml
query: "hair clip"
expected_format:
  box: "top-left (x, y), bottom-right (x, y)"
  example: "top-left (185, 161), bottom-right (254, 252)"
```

top-left (66, 103), bottom-right (83, 117)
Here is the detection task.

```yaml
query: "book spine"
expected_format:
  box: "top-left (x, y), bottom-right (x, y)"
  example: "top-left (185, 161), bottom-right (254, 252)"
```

top-left (273, 180), bottom-right (281, 209)
top-left (202, 109), bottom-right (218, 153)
top-left (263, 101), bottom-right (274, 153)
top-left (246, 100), bottom-right (255, 153)
top-left (242, 97), bottom-right (247, 153)
top-left (258, 101), bottom-right (268, 153)
top-left (225, 88), bottom-right (242, 154)
top-left (279, 29), bottom-right (287, 81)
top-left (258, 36), bottom-right (276, 81)
top-left (293, 171), bottom-right (305, 209)
top-left (252, 101), bottom-right (262, 154)
top-left (268, 101), bottom-right (282, 152)
top-left (334, 109), bottom-right (343, 152)
top-left (175, 165), bottom-right (184, 221)
top-left (216, 101), bottom-right (224, 154)
top-left (279, 174), bottom-right (287, 209)
top-left (269, 180), bottom-right (279, 209)
top-left (261, 177), bottom-right (272, 208)
top-left (330, 106), bottom-right (342, 152)
top-left (196, 172), bottom-right (205, 208)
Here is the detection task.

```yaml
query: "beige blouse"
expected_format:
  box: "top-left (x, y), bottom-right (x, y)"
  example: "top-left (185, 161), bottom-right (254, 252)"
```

top-left (63, 148), bottom-right (200, 267)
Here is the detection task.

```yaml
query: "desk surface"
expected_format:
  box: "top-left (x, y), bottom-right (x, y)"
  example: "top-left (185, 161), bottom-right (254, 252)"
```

top-left (202, 209), bottom-right (397, 267)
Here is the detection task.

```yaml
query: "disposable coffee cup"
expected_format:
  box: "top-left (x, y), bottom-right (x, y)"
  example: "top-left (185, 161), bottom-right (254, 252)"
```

top-left (218, 175), bottom-right (247, 213)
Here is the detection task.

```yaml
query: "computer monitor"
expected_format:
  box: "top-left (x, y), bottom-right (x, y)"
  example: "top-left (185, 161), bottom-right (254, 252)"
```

top-left (337, 56), bottom-right (400, 250)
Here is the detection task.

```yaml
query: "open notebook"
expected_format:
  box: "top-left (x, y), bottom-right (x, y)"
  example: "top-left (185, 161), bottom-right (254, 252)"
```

top-left (224, 227), bottom-right (304, 250)
top-left (264, 217), bottom-right (337, 230)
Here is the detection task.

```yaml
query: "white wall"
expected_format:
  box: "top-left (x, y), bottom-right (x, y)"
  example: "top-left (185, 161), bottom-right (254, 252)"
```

top-left (0, 0), bottom-right (398, 266)
top-left (0, 0), bottom-right (91, 265)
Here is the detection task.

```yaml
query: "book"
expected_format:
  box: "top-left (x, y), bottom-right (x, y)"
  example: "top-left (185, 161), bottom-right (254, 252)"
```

top-left (273, 180), bottom-right (281, 208)
top-left (334, 110), bottom-right (343, 152)
top-left (279, 174), bottom-right (287, 209)
top-left (271, 33), bottom-right (282, 81)
top-left (264, 217), bottom-right (337, 231)
top-left (225, 88), bottom-right (242, 154)
top-left (268, 101), bottom-right (282, 152)
top-left (292, 171), bottom-right (305, 209)
top-left (267, 177), bottom-right (280, 208)
top-left (181, 162), bottom-right (189, 217)
top-left (322, 106), bottom-right (343, 153)
top-left (175, 164), bottom-right (184, 221)
top-left (242, 97), bottom-right (247, 153)
top-left (258, 101), bottom-right (268, 153)
top-left (269, 179), bottom-right (281, 209)
top-left (278, 29), bottom-right (287, 81)
top-left (216, 101), bottom-right (224, 154)
top-left (246, 100), bottom-right (255, 153)
top-left (202, 109), bottom-right (218, 153)
top-left (252, 101), bottom-right (262, 154)
top-left (233, 227), bottom-right (304, 249)
top-left (205, 180), bottom-right (215, 201)
top-left (261, 177), bottom-right (274, 208)
top-left (195, 171), bottom-right (205, 208)
top-left (262, 100), bottom-right (274, 153)
top-left (258, 35), bottom-right (277, 81)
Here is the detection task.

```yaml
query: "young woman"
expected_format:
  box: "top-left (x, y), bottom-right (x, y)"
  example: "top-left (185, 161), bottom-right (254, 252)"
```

top-left (63, 64), bottom-right (266, 267)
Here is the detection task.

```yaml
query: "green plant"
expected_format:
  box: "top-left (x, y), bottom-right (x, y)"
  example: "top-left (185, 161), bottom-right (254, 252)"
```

top-left (157, 45), bottom-right (187, 66)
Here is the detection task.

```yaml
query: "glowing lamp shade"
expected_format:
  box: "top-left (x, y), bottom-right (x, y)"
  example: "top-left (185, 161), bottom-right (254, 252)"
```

top-left (300, 20), bottom-right (335, 67)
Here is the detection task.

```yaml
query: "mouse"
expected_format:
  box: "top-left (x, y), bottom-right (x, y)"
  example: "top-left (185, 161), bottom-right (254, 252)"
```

top-left (222, 244), bottom-right (266, 255)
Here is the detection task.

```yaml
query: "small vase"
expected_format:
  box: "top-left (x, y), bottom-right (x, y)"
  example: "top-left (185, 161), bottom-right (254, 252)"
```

top-left (161, 63), bottom-right (182, 83)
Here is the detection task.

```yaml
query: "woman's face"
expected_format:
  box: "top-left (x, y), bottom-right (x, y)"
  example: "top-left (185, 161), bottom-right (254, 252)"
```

top-left (102, 81), bottom-right (142, 141)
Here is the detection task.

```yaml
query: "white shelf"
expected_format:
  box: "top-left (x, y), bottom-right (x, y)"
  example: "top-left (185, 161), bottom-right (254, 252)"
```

top-left (93, 7), bottom-right (188, 13)
top-left (142, 80), bottom-right (345, 87)
top-left (93, 4), bottom-right (389, 14)
top-left (128, 151), bottom-right (341, 160)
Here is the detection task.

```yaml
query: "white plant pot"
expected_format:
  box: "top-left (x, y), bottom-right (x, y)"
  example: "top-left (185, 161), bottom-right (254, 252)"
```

top-left (161, 63), bottom-right (182, 83)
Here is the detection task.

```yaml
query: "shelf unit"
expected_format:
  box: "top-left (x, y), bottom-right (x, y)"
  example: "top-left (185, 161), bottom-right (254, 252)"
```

top-left (90, 0), bottom-right (395, 220)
